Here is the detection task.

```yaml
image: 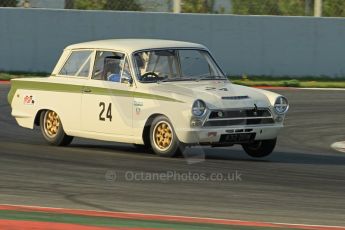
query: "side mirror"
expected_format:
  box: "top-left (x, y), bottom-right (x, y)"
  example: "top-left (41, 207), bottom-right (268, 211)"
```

top-left (121, 75), bottom-right (133, 85)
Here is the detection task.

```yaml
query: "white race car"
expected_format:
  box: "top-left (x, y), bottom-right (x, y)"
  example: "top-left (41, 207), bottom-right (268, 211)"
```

top-left (8, 39), bottom-right (288, 157)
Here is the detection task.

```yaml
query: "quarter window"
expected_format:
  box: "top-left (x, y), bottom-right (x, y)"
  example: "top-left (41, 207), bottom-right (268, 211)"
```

top-left (59, 50), bottom-right (92, 77)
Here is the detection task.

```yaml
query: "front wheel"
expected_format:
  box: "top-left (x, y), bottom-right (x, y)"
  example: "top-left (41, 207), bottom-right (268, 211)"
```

top-left (149, 116), bottom-right (183, 157)
top-left (242, 138), bottom-right (276, 158)
top-left (40, 110), bottom-right (73, 146)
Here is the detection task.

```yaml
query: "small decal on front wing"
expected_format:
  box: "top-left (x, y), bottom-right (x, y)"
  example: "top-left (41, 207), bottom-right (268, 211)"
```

top-left (23, 95), bottom-right (35, 105)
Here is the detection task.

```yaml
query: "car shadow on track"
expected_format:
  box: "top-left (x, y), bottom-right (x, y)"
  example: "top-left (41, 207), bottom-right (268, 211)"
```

top-left (70, 143), bottom-right (152, 155)
top-left (69, 142), bottom-right (345, 166)
top-left (205, 150), bottom-right (345, 166)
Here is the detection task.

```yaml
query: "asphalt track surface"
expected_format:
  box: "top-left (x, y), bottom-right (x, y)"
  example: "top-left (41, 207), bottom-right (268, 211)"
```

top-left (0, 84), bottom-right (345, 226)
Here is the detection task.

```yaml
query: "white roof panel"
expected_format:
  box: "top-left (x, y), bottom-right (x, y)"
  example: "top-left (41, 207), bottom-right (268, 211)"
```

top-left (65, 39), bottom-right (206, 53)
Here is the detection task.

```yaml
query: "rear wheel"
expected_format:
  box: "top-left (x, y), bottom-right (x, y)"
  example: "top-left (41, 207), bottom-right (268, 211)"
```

top-left (242, 138), bottom-right (276, 158)
top-left (40, 110), bottom-right (73, 146)
top-left (150, 116), bottom-right (183, 157)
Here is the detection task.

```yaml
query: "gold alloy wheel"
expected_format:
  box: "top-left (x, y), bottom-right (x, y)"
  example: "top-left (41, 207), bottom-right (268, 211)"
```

top-left (43, 111), bottom-right (60, 138)
top-left (153, 121), bottom-right (173, 151)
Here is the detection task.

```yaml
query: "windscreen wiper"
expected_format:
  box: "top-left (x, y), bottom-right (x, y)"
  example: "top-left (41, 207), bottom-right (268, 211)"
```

top-left (194, 75), bottom-right (227, 81)
top-left (156, 78), bottom-right (195, 84)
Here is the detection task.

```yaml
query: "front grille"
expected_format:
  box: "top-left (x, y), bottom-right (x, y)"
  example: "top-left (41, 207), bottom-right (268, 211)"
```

top-left (209, 109), bottom-right (271, 119)
top-left (204, 118), bottom-right (274, 127)
top-left (204, 108), bottom-right (274, 127)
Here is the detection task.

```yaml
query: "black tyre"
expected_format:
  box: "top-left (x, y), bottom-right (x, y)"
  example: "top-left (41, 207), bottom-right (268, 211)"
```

top-left (242, 138), bottom-right (276, 158)
top-left (40, 110), bottom-right (73, 146)
top-left (149, 115), bottom-right (183, 157)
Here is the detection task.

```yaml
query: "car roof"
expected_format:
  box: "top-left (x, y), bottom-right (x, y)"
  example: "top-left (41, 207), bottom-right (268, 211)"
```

top-left (65, 39), bottom-right (207, 53)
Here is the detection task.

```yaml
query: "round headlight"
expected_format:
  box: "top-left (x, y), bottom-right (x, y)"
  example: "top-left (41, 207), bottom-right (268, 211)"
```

top-left (274, 96), bottom-right (289, 114)
top-left (192, 100), bottom-right (207, 116)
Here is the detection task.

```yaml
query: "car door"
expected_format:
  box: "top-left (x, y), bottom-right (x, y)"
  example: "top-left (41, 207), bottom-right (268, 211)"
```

top-left (55, 49), bottom-right (94, 132)
top-left (81, 50), bottom-right (133, 137)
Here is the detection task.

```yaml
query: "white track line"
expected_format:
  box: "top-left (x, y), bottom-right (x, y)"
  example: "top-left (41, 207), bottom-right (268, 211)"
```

top-left (300, 88), bottom-right (345, 91)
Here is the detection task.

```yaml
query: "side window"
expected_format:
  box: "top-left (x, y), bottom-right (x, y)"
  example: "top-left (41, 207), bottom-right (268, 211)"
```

top-left (59, 50), bottom-right (92, 77)
top-left (92, 51), bottom-right (131, 83)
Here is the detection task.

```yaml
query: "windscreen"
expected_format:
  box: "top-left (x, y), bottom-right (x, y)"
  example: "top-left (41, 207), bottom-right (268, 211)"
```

top-left (133, 49), bottom-right (225, 82)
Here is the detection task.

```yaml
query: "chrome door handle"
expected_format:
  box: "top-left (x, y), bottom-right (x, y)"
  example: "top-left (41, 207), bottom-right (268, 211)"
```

top-left (82, 88), bottom-right (92, 93)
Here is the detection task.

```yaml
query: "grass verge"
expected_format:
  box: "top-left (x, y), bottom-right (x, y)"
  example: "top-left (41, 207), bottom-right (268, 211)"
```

top-left (0, 72), bottom-right (48, 80)
top-left (231, 76), bottom-right (345, 88)
top-left (0, 210), bottom-right (301, 230)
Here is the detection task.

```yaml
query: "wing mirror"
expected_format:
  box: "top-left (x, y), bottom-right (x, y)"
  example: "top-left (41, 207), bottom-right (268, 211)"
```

top-left (121, 75), bottom-right (133, 86)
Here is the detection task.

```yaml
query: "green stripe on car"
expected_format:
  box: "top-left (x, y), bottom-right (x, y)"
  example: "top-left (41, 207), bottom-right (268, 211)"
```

top-left (7, 81), bottom-right (183, 104)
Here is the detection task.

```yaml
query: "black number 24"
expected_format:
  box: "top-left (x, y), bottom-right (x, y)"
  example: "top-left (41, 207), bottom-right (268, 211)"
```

top-left (99, 102), bottom-right (112, 121)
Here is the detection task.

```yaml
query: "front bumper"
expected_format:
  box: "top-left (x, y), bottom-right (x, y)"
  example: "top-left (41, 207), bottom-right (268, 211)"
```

top-left (175, 124), bottom-right (283, 145)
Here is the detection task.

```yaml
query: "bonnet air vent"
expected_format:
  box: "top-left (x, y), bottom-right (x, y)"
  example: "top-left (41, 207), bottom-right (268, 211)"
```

top-left (221, 96), bottom-right (249, 100)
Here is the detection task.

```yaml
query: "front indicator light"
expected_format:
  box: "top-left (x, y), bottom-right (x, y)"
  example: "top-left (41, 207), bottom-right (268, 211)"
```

top-left (191, 118), bottom-right (203, 127)
top-left (275, 115), bottom-right (283, 122)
